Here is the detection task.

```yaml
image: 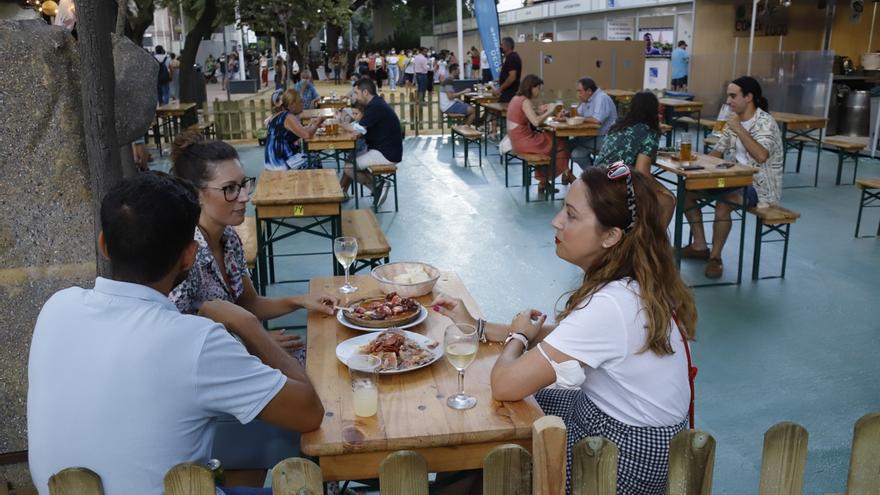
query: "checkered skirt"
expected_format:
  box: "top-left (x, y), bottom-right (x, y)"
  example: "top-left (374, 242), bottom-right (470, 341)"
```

top-left (535, 388), bottom-right (687, 495)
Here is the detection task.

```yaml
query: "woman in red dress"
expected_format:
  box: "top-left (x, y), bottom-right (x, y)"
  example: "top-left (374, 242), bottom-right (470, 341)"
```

top-left (507, 74), bottom-right (573, 195)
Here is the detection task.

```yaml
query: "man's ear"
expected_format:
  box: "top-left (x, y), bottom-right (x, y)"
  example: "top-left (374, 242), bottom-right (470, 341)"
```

top-left (181, 240), bottom-right (198, 271)
top-left (97, 231), bottom-right (110, 260)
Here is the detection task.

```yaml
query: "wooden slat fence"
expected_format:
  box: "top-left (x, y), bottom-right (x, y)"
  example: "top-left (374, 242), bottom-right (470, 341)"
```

top-left (35, 413), bottom-right (880, 495)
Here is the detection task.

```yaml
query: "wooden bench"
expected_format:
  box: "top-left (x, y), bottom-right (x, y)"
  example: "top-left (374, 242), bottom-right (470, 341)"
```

top-left (855, 178), bottom-right (880, 238)
top-left (451, 125), bottom-right (482, 168)
top-left (824, 137), bottom-right (865, 185)
top-left (509, 152), bottom-right (551, 203)
top-left (748, 204), bottom-right (801, 280)
top-left (442, 112), bottom-right (467, 137)
top-left (341, 209), bottom-right (391, 273)
top-left (366, 163), bottom-right (399, 213)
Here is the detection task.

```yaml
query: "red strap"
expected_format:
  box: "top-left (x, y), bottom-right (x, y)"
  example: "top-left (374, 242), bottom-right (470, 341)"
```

top-left (673, 313), bottom-right (697, 429)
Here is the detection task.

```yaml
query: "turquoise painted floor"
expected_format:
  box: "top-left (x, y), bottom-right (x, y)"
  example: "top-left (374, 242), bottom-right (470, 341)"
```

top-left (153, 136), bottom-right (879, 494)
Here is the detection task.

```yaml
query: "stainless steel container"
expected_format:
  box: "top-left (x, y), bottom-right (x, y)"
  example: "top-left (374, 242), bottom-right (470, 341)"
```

top-left (840, 90), bottom-right (871, 137)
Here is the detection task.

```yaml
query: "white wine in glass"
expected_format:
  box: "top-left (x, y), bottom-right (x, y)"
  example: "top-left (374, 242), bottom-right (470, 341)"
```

top-left (444, 323), bottom-right (479, 410)
top-left (334, 236), bottom-right (358, 294)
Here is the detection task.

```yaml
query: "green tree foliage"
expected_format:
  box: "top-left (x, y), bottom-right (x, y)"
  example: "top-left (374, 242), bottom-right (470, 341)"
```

top-left (239, 0), bottom-right (350, 78)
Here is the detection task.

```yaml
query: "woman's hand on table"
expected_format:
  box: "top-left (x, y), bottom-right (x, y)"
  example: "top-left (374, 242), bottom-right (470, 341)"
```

top-left (290, 293), bottom-right (337, 315)
top-left (429, 295), bottom-right (477, 327)
top-left (510, 309), bottom-right (547, 341)
top-left (268, 330), bottom-right (304, 351)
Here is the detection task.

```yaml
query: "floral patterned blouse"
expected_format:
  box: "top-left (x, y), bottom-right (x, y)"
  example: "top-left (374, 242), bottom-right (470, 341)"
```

top-left (170, 226), bottom-right (248, 314)
top-left (594, 123), bottom-right (660, 169)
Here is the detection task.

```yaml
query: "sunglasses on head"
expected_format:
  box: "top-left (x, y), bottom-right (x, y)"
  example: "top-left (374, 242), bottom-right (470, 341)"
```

top-left (606, 161), bottom-right (637, 232)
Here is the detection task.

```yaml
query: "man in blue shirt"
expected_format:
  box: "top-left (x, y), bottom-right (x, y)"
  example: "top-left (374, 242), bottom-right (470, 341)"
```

top-left (570, 77), bottom-right (618, 169)
top-left (28, 172), bottom-right (324, 495)
top-left (340, 77), bottom-right (403, 207)
top-left (671, 41), bottom-right (690, 91)
top-left (294, 70), bottom-right (320, 109)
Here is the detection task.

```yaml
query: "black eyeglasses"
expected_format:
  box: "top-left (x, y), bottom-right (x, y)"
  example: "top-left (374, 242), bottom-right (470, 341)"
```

top-left (606, 161), bottom-right (637, 232)
top-left (202, 177), bottom-right (256, 202)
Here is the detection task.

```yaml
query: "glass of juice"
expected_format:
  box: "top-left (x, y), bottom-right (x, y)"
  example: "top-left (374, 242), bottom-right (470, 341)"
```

top-left (348, 354), bottom-right (381, 417)
top-left (444, 323), bottom-right (479, 410)
top-left (570, 104), bottom-right (578, 118)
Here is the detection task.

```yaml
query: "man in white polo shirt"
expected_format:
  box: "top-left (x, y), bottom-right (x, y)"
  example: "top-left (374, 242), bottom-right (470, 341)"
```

top-left (27, 172), bottom-right (324, 495)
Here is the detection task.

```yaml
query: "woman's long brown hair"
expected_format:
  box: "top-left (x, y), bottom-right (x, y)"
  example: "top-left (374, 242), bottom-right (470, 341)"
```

top-left (555, 168), bottom-right (697, 354)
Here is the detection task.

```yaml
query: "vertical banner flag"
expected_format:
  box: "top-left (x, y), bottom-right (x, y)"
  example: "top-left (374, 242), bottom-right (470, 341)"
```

top-left (474, 0), bottom-right (502, 80)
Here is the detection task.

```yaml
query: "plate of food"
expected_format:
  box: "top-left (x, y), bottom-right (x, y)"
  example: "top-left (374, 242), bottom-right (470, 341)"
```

top-left (336, 329), bottom-right (442, 374)
top-left (337, 292), bottom-right (427, 331)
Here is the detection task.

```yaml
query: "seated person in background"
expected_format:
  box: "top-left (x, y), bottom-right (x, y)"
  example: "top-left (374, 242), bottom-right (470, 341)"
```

top-left (569, 77), bottom-right (618, 170)
top-left (340, 77), bottom-right (402, 208)
top-left (294, 70), bottom-right (320, 109)
top-left (682, 76), bottom-right (783, 279)
top-left (264, 89), bottom-right (325, 170)
top-left (432, 166), bottom-right (696, 495)
top-left (28, 171), bottom-right (325, 495)
top-left (439, 63), bottom-right (477, 126)
top-left (341, 101), bottom-right (369, 155)
top-left (506, 74), bottom-right (571, 195)
top-left (595, 91), bottom-right (675, 226)
top-left (170, 130), bottom-right (336, 362)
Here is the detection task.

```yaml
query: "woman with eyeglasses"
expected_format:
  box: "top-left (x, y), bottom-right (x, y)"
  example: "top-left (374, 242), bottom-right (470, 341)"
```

top-left (169, 130), bottom-right (336, 355)
top-left (432, 164), bottom-right (696, 494)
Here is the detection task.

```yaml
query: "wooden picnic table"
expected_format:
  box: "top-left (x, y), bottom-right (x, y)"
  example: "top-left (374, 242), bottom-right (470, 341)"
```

top-left (654, 152), bottom-right (757, 287)
top-left (318, 97), bottom-right (350, 110)
top-left (301, 273), bottom-right (545, 481)
top-left (303, 130), bottom-right (364, 206)
top-left (659, 98), bottom-right (704, 147)
top-left (301, 108), bottom-right (336, 122)
top-left (770, 112), bottom-right (828, 186)
top-left (479, 101), bottom-right (509, 154)
top-left (152, 103), bottom-right (199, 155)
top-left (251, 170), bottom-right (346, 295)
top-left (606, 89), bottom-right (636, 102)
top-left (543, 119), bottom-right (601, 201)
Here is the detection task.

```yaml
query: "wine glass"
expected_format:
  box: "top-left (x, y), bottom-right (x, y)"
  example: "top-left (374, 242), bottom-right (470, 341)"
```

top-left (334, 236), bottom-right (358, 294)
top-left (444, 323), bottom-right (479, 410)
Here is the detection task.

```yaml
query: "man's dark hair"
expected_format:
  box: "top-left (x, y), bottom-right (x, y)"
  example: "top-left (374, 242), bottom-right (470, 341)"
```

top-left (100, 171), bottom-right (201, 284)
top-left (678, 40), bottom-right (687, 47)
top-left (577, 77), bottom-right (598, 92)
top-left (502, 37), bottom-right (515, 49)
top-left (355, 77), bottom-right (377, 96)
top-left (448, 63), bottom-right (459, 74)
top-left (155, 45), bottom-right (166, 55)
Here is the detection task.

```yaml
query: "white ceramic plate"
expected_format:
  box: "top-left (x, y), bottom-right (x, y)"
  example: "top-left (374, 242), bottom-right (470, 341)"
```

top-left (336, 305), bottom-right (428, 332)
top-left (335, 330), bottom-right (444, 374)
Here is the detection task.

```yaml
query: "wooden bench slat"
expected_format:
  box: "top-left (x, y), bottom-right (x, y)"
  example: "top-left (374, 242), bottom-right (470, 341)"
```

top-left (342, 209), bottom-right (391, 258)
top-left (511, 152), bottom-right (551, 165)
top-left (233, 217), bottom-right (257, 268)
top-left (675, 116), bottom-right (700, 125)
top-left (823, 137), bottom-right (864, 151)
top-left (856, 178), bottom-right (880, 189)
top-left (452, 125), bottom-right (482, 138)
top-left (748, 205), bottom-right (801, 224)
top-left (367, 164), bottom-right (398, 175)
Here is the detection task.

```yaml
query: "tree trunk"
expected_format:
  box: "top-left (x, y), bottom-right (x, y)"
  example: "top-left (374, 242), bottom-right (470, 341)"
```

top-left (179, 0), bottom-right (218, 105)
top-left (76, 0), bottom-right (122, 278)
top-left (326, 23), bottom-right (342, 56)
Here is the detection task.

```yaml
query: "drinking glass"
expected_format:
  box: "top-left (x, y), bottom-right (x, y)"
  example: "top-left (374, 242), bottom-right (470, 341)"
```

top-left (348, 354), bottom-right (380, 417)
top-left (679, 132), bottom-right (694, 162)
top-left (444, 323), bottom-right (479, 410)
top-left (334, 236), bottom-right (358, 293)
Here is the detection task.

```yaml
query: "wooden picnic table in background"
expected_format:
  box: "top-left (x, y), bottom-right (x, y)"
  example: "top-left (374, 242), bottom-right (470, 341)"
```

top-left (302, 273), bottom-right (545, 481)
top-left (301, 108), bottom-right (336, 123)
top-left (251, 170), bottom-right (345, 294)
top-left (655, 152), bottom-right (757, 286)
top-left (318, 97), bottom-right (350, 110)
top-left (543, 119), bottom-right (601, 199)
